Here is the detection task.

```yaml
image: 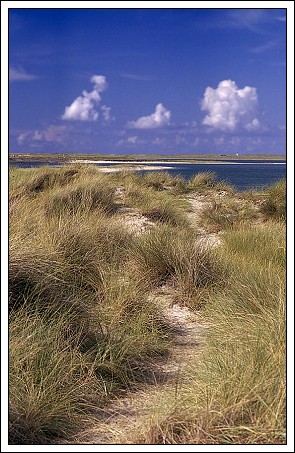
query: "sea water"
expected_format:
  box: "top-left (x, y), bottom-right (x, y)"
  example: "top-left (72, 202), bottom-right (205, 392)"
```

top-left (10, 159), bottom-right (286, 191)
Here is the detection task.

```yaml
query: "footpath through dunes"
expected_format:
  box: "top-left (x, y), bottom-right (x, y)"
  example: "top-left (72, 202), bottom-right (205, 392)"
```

top-left (61, 290), bottom-right (206, 445)
top-left (59, 191), bottom-right (217, 445)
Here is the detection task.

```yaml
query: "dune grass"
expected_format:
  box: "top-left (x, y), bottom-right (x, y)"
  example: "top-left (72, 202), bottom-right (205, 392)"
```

top-left (123, 182), bottom-right (191, 227)
top-left (188, 171), bottom-right (234, 192)
top-left (9, 166), bottom-right (286, 444)
top-left (141, 171), bottom-right (188, 194)
top-left (132, 221), bottom-right (286, 444)
top-left (139, 193), bottom-right (190, 227)
top-left (10, 165), bottom-right (78, 198)
top-left (130, 224), bottom-right (224, 306)
top-left (199, 197), bottom-right (259, 232)
top-left (43, 180), bottom-right (117, 217)
top-left (9, 168), bottom-right (174, 443)
top-left (260, 179), bottom-right (286, 221)
top-left (9, 306), bottom-right (102, 444)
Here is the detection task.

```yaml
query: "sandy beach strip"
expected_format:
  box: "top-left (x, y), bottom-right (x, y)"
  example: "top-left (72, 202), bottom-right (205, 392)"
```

top-left (92, 165), bottom-right (174, 173)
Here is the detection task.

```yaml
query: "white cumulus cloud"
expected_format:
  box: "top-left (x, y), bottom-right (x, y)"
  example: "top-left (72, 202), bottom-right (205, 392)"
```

top-left (201, 80), bottom-right (260, 131)
top-left (62, 75), bottom-right (108, 121)
top-left (127, 103), bottom-right (171, 129)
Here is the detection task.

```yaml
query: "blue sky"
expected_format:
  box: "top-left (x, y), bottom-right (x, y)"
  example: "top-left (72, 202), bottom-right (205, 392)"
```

top-left (8, 7), bottom-right (287, 155)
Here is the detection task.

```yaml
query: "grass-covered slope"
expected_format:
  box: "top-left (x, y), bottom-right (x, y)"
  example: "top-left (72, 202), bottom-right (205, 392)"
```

top-left (136, 221), bottom-right (286, 444)
top-left (9, 165), bottom-right (286, 444)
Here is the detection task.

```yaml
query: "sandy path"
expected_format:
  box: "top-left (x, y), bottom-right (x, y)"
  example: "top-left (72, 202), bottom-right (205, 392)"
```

top-left (59, 193), bottom-right (216, 444)
top-left (63, 291), bottom-right (205, 445)
top-left (186, 195), bottom-right (222, 247)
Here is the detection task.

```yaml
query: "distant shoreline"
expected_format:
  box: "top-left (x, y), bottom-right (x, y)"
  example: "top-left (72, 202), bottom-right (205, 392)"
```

top-left (69, 159), bottom-right (286, 166)
top-left (9, 153), bottom-right (286, 165)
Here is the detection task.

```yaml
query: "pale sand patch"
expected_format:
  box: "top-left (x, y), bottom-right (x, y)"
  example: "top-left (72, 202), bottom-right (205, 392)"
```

top-left (96, 165), bottom-right (174, 173)
top-left (72, 164), bottom-right (174, 172)
top-left (117, 209), bottom-right (155, 235)
top-left (186, 196), bottom-right (223, 247)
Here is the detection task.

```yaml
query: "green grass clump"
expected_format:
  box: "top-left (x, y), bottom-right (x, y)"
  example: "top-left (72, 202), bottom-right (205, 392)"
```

top-left (222, 220), bottom-right (286, 268)
top-left (260, 179), bottom-right (286, 221)
top-left (9, 272), bottom-right (169, 444)
top-left (140, 194), bottom-right (190, 227)
top-left (188, 171), bottom-right (233, 192)
top-left (130, 225), bottom-right (179, 286)
top-left (10, 166), bottom-right (78, 198)
top-left (91, 270), bottom-right (170, 384)
top-left (9, 307), bottom-right (102, 444)
top-left (199, 198), bottom-right (258, 232)
top-left (141, 171), bottom-right (187, 194)
top-left (130, 224), bottom-right (223, 305)
top-left (9, 164), bottom-right (103, 198)
top-left (44, 179), bottom-right (117, 217)
top-left (124, 184), bottom-right (190, 227)
top-left (188, 171), bottom-right (217, 188)
top-left (9, 206), bottom-right (132, 311)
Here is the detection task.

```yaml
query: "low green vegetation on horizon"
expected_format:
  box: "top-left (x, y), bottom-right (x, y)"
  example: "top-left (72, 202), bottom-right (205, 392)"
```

top-left (9, 152), bottom-right (286, 163)
top-left (9, 165), bottom-right (286, 445)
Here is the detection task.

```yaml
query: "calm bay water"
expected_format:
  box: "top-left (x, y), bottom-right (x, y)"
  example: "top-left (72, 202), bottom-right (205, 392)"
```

top-left (10, 160), bottom-right (286, 191)
top-left (140, 161), bottom-right (286, 191)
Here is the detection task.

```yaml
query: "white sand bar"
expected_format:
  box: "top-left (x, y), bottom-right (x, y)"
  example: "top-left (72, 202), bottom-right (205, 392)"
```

top-left (93, 165), bottom-right (174, 173)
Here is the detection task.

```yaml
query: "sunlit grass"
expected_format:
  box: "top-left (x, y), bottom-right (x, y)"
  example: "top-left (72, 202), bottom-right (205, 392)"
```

top-left (9, 166), bottom-right (286, 444)
top-left (260, 179), bottom-right (286, 221)
top-left (130, 222), bottom-right (286, 445)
